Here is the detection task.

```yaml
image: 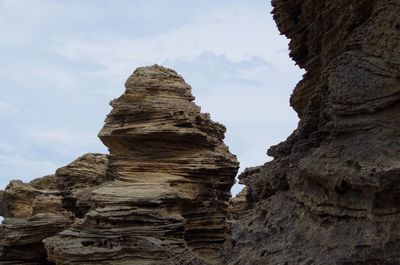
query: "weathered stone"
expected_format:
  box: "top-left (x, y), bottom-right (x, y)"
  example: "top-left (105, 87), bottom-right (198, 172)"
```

top-left (0, 65), bottom-right (238, 264)
top-left (0, 154), bottom-right (109, 264)
top-left (0, 180), bottom-right (42, 218)
top-left (227, 188), bottom-right (247, 222)
top-left (44, 65), bottom-right (238, 265)
top-left (0, 214), bottom-right (72, 265)
top-left (225, 0), bottom-right (400, 264)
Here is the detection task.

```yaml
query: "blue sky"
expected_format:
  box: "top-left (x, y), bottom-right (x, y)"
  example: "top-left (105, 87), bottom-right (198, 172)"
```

top-left (0, 0), bottom-right (303, 195)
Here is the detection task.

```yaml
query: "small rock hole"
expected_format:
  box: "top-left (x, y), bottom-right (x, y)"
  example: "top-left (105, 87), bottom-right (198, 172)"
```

top-left (335, 180), bottom-right (349, 194)
top-left (82, 241), bottom-right (95, 247)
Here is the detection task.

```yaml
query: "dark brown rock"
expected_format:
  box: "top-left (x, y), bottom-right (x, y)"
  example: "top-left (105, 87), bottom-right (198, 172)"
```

top-left (225, 0), bottom-right (400, 264)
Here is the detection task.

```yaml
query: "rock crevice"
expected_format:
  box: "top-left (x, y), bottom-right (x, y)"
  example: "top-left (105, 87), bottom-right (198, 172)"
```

top-left (225, 0), bottom-right (400, 264)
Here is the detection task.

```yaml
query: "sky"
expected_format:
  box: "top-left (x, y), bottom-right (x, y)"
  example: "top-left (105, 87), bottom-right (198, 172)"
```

top-left (0, 0), bottom-right (303, 199)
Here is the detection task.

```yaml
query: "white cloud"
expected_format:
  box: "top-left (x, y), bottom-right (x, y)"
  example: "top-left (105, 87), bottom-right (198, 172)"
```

top-left (0, 100), bottom-right (19, 119)
top-left (0, 142), bottom-right (14, 153)
top-left (0, 154), bottom-right (59, 187)
top-left (29, 129), bottom-right (93, 143)
top-left (32, 67), bottom-right (81, 90)
top-left (27, 129), bottom-right (107, 157)
top-left (50, 1), bottom-right (289, 82)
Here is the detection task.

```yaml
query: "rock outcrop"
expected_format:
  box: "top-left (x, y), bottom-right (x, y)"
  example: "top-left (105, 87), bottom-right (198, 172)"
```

top-left (0, 153), bottom-right (108, 264)
top-left (0, 65), bottom-right (238, 265)
top-left (227, 188), bottom-right (247, 222)
top-left (225, 0), bottom-right (400, 264)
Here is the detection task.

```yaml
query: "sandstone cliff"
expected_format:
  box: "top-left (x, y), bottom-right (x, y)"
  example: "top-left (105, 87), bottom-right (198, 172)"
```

top-left (225, 0), bottom-right (400, 264)
top-left (0, 153), bottom-right (108, 264)
top-left (1, 1), bottom-right (399, 263)
top-left (0, 65), bottom-right (239, 265)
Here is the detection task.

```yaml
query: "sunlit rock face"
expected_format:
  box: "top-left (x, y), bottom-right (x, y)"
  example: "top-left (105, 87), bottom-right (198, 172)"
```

top-left (224, 0), bottom-right (400, 264)
top-left (42, 66), bottom-right (239, 265)
top-left (0, 65), bottom-right (236, 265)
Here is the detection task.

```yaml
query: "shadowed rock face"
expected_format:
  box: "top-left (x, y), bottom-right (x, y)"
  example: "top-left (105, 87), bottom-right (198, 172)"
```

top-left (225, 0), bottom-right (400, 264)
top-left (0, 65), bottom-right (238, 265)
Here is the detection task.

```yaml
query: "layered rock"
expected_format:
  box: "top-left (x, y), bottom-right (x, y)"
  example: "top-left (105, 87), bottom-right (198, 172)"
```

top-left (43, 65), bottom-right (238, 265)
top-left (0, 154), bottom-right (108, 264)
top-left (0, 65), bottom-right (238, 264)
top-left (227, 188), bottom-right (247, 222)
top-left (225, 0), bottom-right (400, 264)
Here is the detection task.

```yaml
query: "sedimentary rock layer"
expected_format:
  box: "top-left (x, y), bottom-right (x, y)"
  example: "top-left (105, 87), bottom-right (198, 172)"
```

top-left (225, 0), bottom-right (400, 264)
top-left (0, 65), bottom-right (238, 265)
top-left (0, 154), bottom-right (108, 264)
top-left (43, 66), bottom-right (238, 265)
top-left (227, 188), bottom-right (247, 222)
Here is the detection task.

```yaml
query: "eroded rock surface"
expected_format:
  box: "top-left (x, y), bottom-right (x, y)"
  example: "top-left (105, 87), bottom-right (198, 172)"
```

top-left (225, 0), bottom-right (400, 264)
top-left (227, 188), bottom-right (247, 222)
top-left (0, 65), bottom-right (238, 264)
top-left (0, 153), bottom-right (108, 264)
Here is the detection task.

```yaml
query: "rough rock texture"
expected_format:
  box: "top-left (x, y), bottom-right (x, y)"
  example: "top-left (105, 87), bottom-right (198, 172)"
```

top-left (0, 153), bottom-right (108, 264)
top-left (227, 188), bottom-right (247, 222)
top-left (225, 0), bottom-right (400, 264)
top-left (0, 65), bottom-right (238, 264)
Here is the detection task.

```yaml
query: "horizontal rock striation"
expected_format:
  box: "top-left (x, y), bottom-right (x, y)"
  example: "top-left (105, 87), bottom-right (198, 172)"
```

top-left (225, 0), bottom-right (400, 264)
top-left (0, 153), bottom-right (108, 264)
top-left (227, 188), bottom-right (247, 222)
top-left (0, 65), bottom-right (238, 264)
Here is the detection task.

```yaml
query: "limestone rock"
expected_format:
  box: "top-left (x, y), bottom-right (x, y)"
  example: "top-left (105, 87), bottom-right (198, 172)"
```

top-left (225, 0), bottom-right (400, 264)
top-left (0, 214), bottom-right (72, 265)
top-left (227, 188), bottom-right (247, 222)
top-left (0, 65), bottom-right (238, 264)
top-left (44, 65), bottom-right (238, 265)
top-left (0, 154), bottom-right (109, 264)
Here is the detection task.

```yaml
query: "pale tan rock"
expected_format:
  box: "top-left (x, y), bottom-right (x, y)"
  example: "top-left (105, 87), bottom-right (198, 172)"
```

top-left (0, 154), bottom-right (109, 264)
top-left (44, 65), bottom-right (239, 265)
top-left (0, 180), bottom-right (41, 218)
top-left (0, 66), bottom-right (238, 265)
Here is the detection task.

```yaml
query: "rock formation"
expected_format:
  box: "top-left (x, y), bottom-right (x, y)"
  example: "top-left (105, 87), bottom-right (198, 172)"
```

top-left (227, 188), bottom-right (247, 222)
top-left (0, 65), bottom-right (238, 265)
top-left (0, 153), bottom-right (108, 264)
top-left (225, 0), bottom-right (400, 264)
top-left (3, 0), bottom-right (398, 263)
